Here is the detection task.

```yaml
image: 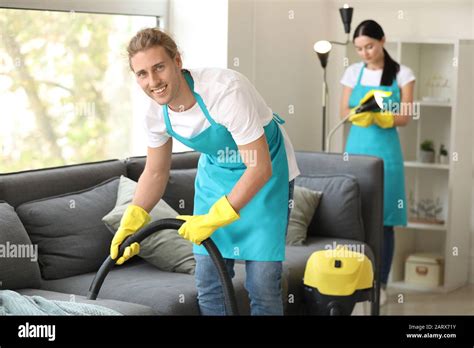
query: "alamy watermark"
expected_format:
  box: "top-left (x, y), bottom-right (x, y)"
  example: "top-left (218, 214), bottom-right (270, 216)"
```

top-left (0, 242), bottom-right (38, 262)
top-left (217, 147), bottom-right (257, 167)
top-left (324, 242), bottom-right (366, 261)
top-left (382, 100), bottom-right (421, 120)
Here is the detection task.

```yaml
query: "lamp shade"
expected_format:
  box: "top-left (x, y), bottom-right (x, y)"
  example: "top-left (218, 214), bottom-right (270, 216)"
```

top-left (313, 40), bottom-right (332, 68)
top-left (339, 5), bottom-right (354, 34)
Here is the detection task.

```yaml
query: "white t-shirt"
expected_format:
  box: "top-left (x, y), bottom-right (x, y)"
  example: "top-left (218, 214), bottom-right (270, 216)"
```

top-left (143, 68), bottom-right (300, 181)
top-left (340, 62), bottom-right (416, 88)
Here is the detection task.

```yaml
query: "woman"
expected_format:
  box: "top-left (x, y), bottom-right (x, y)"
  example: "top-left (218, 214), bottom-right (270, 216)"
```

top-left (109, 28), bottom-right (300, 315)
top-left (339, 20), bottom-right (415, 305)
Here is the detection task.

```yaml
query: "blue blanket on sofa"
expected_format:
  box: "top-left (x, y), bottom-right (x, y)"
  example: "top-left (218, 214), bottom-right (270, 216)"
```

top-left (0, 290), bottom-right (121, 315)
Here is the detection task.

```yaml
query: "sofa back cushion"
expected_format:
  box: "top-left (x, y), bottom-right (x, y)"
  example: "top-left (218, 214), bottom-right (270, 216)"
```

top-left (0, 202), bottom-right (42, 289)
top-left (125, 156), bottom-right (197, 215)
top-left (0, 160), bottom-right (126, 208)
top-left (295, 174), bottom-right (365, 242)
top-left (162, 169), bottom-right (197, 215)
top-left (16, 178), bottom-right (119, 280)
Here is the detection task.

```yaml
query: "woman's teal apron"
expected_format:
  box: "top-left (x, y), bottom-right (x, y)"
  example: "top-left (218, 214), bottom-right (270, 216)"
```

top-left (162, 70), bottom-right (289, 261)
top-left (345, 65), bottom-right (407, 226)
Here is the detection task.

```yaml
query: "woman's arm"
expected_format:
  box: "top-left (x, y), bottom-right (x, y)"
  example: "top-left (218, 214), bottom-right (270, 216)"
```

top-left (393, 80), bottom-right (415, 127)
top-left (226, 134), bottom-right (272, 213)
top-left (340, 86), bottom-right (353, 120)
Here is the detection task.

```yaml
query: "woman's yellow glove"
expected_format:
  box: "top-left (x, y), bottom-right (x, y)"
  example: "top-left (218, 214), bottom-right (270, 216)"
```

top-left (349, 111), bottom-right (375, 127)
top-left (177, 196), bottom-right (240, 245)
top-left (110, 205), bottom-right (150, 265)
top-left (374, 111), bottom-right (395, 128)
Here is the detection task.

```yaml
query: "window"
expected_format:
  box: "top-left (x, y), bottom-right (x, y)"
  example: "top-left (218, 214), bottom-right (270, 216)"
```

top-left (0, 8), bottom-right (157, 173)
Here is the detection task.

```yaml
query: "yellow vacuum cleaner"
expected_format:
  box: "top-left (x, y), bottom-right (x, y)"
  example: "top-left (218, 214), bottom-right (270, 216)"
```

top-left (303, 245), bottom-right (374, 315)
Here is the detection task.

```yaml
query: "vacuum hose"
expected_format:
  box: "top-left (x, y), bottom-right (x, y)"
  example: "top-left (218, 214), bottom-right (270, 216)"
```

top-left (87, 218), bottom-right (239, 315)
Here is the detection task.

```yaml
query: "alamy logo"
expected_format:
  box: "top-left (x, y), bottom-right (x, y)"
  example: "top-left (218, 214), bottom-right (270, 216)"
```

top-left (0, 242), bottom-right (38, 262)
top-left (217, 147), bottom-right (257, 167)
top-left (18, 322), bottom-right (56, 341)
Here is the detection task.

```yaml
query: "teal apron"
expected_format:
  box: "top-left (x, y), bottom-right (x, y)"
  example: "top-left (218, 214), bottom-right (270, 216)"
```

top-left (345, 65), bottom-right (407, 226)
top-left (162, 70), bottom-right (290, 261)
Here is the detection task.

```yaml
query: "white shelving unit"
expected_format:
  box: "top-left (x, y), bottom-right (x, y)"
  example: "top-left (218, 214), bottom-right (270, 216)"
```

top-left (342, 39), bottom-right (473, 293)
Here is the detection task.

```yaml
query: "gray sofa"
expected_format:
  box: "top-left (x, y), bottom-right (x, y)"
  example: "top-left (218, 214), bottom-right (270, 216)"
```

top-left (0, 151), bottom-right (383, 315)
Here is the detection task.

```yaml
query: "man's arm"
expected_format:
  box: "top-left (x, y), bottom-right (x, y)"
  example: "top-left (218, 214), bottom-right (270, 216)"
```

top-left (132, 137), bottom-right (173, 212)
top-left (226, 134), bottom-right (272, 213)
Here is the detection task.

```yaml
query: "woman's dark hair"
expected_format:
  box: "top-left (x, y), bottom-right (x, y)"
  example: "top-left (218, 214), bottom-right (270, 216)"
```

top-left (353, 20), bottom-right (400, 86)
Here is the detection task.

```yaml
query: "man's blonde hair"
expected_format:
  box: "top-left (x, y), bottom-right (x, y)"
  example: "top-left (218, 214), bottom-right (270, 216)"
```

top-left (127, 28), bottom-right (179, 70)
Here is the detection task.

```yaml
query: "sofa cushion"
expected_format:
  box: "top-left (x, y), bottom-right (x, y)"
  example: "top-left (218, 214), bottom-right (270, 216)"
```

top-left (16, 178), bottom-right (119, 280)
top-left (162, 168), bottom-right (197, 215)
top-left (286, 186), bottom-right (322, 246)
top-left (16, 289), bottom-right (155, 315)
top-left (40, 260), bottom-right (253, 316)
top-left (102, 176), bottom-right (195, 274)
top-left (0, 202), bottom-right (42, 289)
top-left (295, 174), bottom-right (365, 241)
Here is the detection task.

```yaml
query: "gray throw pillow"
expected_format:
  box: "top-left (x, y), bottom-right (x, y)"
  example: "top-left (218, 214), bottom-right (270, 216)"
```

top-left (16, 178), bottom-right (119, 280)
top-left (0, 202), bottom-right (42, 289)
top-left (102, 176), bottom-right (195, 275)
top-left (286, 186), bottom-right (322, 246)
top-left (296, 174), bottom-right (365, 241)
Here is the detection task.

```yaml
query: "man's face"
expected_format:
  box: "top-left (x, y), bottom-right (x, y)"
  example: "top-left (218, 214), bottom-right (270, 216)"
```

top-left (131, 45), bottom-right (182, 105)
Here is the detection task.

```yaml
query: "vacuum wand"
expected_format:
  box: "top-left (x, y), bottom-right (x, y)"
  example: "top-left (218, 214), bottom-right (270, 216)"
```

top-left (325, 95), bottom-right (383, 153)
top-left (87, 218), bottom-right (239, 316)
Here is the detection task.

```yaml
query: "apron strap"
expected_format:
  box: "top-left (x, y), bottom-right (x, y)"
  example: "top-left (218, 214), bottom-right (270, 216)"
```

top-left (356, 64), bottom-right (365, 86)
top-left (272, 113), bottom-right (285, 125)
top-left (162, 70), bottom-right (218, 139)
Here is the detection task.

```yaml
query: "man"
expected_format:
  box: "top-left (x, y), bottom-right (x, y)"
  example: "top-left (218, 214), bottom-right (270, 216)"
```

top-left (110, 28), bottom-right (300, 315)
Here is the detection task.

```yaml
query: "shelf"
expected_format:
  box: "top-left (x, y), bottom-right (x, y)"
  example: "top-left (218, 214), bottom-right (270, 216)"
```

top-left (388, 281), bottom-right (447, 293)
top-left (404, 161), bottom-right (450, 170)
top-left (401, 222), bottom-right (447, 231)
top-left (416, 100), bottom-right (452, 107)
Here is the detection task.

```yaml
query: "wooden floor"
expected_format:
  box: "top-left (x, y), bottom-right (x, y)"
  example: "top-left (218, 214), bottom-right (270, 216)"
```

top-left (380, 284), bottom-right (474, 315)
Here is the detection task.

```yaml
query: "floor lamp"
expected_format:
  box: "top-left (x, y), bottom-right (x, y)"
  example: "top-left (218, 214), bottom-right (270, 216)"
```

top-left (313, 4), bottom-right (353, 152)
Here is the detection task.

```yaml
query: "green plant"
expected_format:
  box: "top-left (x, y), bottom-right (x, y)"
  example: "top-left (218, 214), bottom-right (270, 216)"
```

top-left (440, 144), bottom-right (448, 156)
top-left (420, 140), bottom-right (435, 152)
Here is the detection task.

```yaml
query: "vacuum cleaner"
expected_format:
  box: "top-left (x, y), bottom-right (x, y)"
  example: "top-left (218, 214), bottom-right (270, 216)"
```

top-left (303, 245), bottom-right (374, 315)
top-left (87, 218), bottom-right (239, 316)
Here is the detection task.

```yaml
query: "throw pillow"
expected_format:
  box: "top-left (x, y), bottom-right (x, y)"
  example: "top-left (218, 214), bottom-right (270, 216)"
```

top-left (102, 176), bottom-right (195, 274)
top-left (16, 178), bottom-right (119, 280)
top-left (0, 202), bottom-right (42, 289)
top-left (286, 186), bottom-right (322, 245)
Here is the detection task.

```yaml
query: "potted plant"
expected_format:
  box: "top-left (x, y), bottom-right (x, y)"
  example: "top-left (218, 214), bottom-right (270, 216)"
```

top-left (419, 139), bottom-right (435, 163)
top-left (439, 144), bottom-right (449, 164)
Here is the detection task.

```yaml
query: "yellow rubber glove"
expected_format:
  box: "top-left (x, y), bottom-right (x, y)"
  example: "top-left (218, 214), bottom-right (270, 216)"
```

top-left (348, 111), bottom-right (374, 127)
top-left (110, 205), bottom-right (150, 265)
top-left (374, 111), bottom-right (395, 128)
top-left (348, 90), bottom-right (393, 128)
top-left (177, 196), bottom-right (240, 245)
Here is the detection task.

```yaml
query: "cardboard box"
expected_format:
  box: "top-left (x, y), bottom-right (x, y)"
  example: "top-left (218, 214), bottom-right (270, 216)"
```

top-left (405, 253), bottom-right (444, 287)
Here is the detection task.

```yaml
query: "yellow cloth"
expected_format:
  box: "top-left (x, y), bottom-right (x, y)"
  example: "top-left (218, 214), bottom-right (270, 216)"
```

top-left (110, 205), bottom-right (150, 265)
top-left (177, 196), bottom-right (240, 245)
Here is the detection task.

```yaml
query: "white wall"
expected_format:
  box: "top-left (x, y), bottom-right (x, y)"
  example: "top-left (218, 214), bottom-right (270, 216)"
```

top-left (228, 0), bottom-right (331, 152)
top-left (168, 0), bottom-right (228, 69)
top-left (227, 0), bottom-right (474, 283)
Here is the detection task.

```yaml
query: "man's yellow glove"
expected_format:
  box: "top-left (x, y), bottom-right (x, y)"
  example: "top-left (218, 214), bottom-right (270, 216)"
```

top-left (177, 196), bottom-right (240, 245)
top-left (110, 205), bottom-right (150, 265)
